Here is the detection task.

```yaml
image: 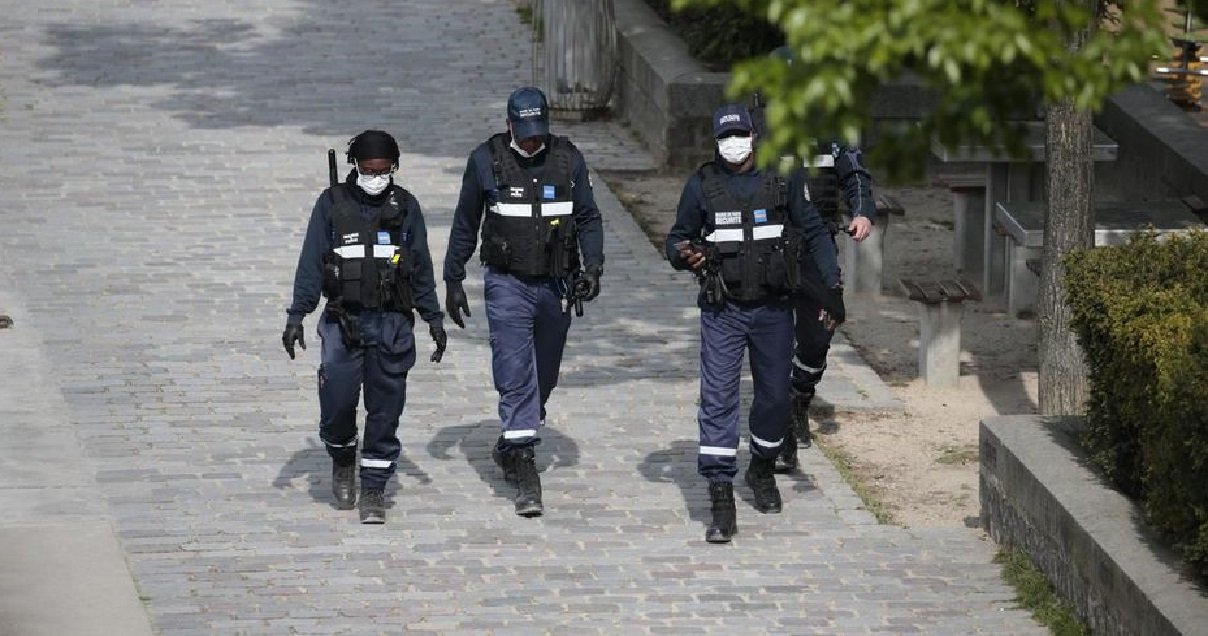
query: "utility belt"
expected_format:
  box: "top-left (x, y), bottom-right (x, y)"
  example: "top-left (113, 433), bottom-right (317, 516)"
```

top-left (321, 304), bottom-right (414, 349)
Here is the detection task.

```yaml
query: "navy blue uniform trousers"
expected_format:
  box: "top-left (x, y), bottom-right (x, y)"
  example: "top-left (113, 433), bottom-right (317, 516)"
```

top-left (317, 310), bottom-right (416, 490)
top-left (484, 266), bottom-right (572, 449)
top-left (698, 299), bottom-right (795, 482)
top-left (791, 238), bottom-right (838, 397)
top-left (791, 292), bottom-right (835, 398)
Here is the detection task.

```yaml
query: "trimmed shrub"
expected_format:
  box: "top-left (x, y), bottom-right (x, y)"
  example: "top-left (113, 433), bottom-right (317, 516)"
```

top-left (1065, 230), bottom-right (1208, 577)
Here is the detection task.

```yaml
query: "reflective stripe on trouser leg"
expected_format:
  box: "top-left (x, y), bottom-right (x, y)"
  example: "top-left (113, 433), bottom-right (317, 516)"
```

top-left (359, 318), bottom-right (414, 491)
top-left (317, 317), bottom-right (362, 464)
top-left (697, 302), bottom-right (751, 482)
top-left (485, 268), bottom-right (545, 448)
top-left (747, 302), bottom-right (795, 459)
top-left (791, 290), bottom-right (834, 392)
top-left (533, 277), bottom-right (571, 423)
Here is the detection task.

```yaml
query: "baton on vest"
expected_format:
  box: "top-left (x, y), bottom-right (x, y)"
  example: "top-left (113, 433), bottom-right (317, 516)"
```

top-left (327, 149), bottom-right (337, 189)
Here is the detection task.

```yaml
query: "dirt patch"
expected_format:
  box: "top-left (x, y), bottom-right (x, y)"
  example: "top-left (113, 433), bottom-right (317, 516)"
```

top-left (598, 167), bottom-right (1040, 529)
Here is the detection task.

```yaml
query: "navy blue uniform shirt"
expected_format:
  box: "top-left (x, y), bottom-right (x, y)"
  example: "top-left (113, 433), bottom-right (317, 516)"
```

top-left (664, 161), bottom-right (841, 289)
top-left (823, 143), bottom-right (876, 221)
top-left (443, 136), bottom-right (605, 282)
top-left (287, 177), bottom-right (443, 326)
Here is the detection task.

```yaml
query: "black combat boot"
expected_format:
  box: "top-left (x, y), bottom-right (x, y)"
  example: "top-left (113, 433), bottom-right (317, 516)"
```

top-left (706, 481), bottom-right (737, 543)
top-left (510, 446), bottom-right (544, 517)
top-left (775, 431), bottom-right (799, 473)
top-left (359, 489), bottom-right (386, 524)
top-left (492, 436), bottom-right (517, 484)
top-left (332, 460), bottom-right (356, 510)
top-left (791, 389), bottom-right (813, 449)
top-left (745, 455), bottom-right (783, 513)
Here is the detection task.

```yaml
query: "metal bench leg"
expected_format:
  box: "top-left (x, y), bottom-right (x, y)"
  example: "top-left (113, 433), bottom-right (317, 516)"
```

top-left (918, 301), bottom-right (964, 387)
top-left (844, 214), bottom-right (888, 295)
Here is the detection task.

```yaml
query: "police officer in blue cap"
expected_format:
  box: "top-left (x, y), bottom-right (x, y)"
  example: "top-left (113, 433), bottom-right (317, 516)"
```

top-left (443, 87), bottom-right (605, 517)
top-left (283, 130), bottom-right (447, 524)
top-left (666, 104), bottom-right (844, 543)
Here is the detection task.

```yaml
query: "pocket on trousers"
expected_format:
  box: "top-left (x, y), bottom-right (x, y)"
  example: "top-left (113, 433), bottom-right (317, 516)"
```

top-left (378, 313), bottom-right (416, 376)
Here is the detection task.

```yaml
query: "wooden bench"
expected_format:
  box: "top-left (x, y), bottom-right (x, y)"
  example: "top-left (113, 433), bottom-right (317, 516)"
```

top-left (900, 278), bottom-right (982, 387)
top-left (842, 193), bottom-right (905, 295)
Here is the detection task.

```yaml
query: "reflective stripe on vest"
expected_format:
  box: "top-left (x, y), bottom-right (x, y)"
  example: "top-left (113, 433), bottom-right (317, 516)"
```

top-left (491, 200), bottom-right (573, 218)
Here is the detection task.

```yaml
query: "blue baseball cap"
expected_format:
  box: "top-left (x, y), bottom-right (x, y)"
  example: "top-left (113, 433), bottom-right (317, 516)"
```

top-left (507, 86), bottom-right (550, 140)
top-left (713, 104), bottom-right (754, 138)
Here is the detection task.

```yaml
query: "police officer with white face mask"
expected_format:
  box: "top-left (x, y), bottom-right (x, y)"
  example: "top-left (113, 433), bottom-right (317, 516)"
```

top-left (283, 130), bottom-right (447, 524)
top-left (442, 87), bottom-right (604, 517)
top-left (665, 104), bottom-right (844, 543)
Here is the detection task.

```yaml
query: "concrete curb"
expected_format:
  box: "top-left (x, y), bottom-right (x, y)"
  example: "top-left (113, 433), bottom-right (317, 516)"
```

top-left (980, 415), bottom-right (1208, 636)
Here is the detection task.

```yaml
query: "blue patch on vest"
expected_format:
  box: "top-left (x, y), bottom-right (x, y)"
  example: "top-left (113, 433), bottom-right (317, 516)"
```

top-left (377, 231), bottom-right (391, 245)
top-left (753, 209), bottom-right (768, 223)
top-left (543, 185), bottom-right (556, 200)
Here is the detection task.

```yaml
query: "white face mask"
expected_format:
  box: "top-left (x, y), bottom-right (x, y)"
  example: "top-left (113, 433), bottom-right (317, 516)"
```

top-left (510, 137), bottom-right (546, 159)
top-left (717, 135), bottom-right (753, 164)
top-left (357, 172), bottom-right (390, 196)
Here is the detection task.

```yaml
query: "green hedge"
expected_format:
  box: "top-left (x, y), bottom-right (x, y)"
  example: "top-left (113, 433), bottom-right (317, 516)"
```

top-left (643, 0), bottom-right (783, 69)
top-left (1065, 231), bottom-right (1208, 577)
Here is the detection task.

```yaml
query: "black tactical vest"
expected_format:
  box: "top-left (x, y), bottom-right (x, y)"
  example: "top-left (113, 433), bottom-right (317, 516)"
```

top-left (804, 145), bottom-right (841, 220)
top-left (323, 184), bottom-right (413, 313)
top-left (479, 133), bottom-right (579, 278)
top-left (698, 164), bottom-right (807, 303)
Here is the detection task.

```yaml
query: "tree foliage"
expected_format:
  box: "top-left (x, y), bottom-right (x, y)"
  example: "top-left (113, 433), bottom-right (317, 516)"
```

top-left (672, 0), bottom-right (1168, 177)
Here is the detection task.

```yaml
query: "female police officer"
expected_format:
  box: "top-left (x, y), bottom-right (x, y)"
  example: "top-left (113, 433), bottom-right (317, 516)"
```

top-left (665, 105), bottom-right (844, 543)
top-left (282, 130), bottom-right (446, 524)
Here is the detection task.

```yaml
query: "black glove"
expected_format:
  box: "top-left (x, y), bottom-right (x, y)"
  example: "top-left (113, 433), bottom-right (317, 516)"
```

top-left (282, 321), bottom-right (306, 360)
top-left (445, 280), bottom-right (471, 329)
top-left (581, 264), bottom-right (603, 302)
top-left (428, 320), bottom-right (447, 363)
top-left (824, 286), bottom-right (846, 327)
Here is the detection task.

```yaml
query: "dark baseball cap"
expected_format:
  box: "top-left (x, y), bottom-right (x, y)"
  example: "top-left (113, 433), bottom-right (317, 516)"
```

top-left (507, 86), bottom-right (550, 140)
top-left (713, 104), bottom-right (754, 138)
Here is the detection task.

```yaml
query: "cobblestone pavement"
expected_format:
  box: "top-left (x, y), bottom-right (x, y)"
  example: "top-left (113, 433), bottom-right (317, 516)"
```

top-left (0, 0), bottom-right (1044, 633)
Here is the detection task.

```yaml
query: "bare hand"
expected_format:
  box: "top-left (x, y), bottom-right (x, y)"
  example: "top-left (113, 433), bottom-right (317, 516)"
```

top-left (847, 216), bottom-right (873, 242)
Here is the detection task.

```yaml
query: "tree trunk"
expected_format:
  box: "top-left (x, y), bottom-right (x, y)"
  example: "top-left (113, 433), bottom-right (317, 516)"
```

top-left (1038, 97), bottom-right (1094, 415)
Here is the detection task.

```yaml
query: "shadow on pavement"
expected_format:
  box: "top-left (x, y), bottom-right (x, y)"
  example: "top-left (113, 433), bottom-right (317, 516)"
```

top-left (273, 436), bottom-right (432, 510)
top-left (426, 419), bottom-right (581, 502)
top-left (637, 439), bottom-right (709, 525)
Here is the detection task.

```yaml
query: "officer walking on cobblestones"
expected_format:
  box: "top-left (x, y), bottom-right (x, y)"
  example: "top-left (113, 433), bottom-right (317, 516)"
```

top-left (756, 46), bottom-right (877, 472)
top-left (665, 104), bottom-right (844, 543)
top-left (443, 87), bottom-right (604, 517)
top-left (283, 130), bottom-right (447, 524)
top-left (778, 139), bottom-right (874, 472)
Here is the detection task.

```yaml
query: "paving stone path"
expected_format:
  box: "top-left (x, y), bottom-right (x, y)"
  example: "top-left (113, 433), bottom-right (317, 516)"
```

top-left (0, 0), bottom-right (1045, 633)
